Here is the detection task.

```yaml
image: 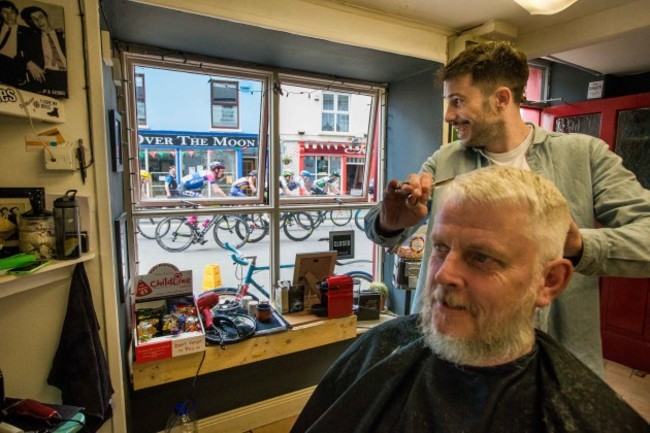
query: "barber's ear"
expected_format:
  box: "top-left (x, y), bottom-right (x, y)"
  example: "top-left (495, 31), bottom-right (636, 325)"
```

top-left (495, 87), bottom-right (511, 107)
top-left (535, 259), bottom-right (573, 308)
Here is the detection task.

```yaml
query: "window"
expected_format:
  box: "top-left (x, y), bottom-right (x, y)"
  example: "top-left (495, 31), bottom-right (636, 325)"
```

top-left (322, 92), bottom-right (349, 132)
top-left (135, 73), bottom-right (147, 126)
top-left (211, 80), bottom-right (239, 129)
top-left (123, 49), bottom-right (383, 304)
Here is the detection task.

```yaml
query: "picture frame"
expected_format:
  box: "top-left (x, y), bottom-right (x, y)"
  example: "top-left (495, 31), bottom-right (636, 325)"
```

top-left (114, 212), bottom-right (130, 303)
top-left (0, 1), bottom-right (68, 99)
top-left (109, 109), bottom-right (124, 172)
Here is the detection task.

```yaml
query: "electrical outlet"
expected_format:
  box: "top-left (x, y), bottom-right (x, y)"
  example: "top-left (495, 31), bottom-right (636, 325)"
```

top-left (44, 145), bottom-right (76, 171)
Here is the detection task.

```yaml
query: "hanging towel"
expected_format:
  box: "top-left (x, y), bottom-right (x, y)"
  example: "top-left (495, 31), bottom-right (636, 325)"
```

top-left (48, 263), bottom-right (114, 432)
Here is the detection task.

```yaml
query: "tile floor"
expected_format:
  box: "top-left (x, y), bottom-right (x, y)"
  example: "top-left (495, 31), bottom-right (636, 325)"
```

top-left (603, 359), bottom-right (650, 422)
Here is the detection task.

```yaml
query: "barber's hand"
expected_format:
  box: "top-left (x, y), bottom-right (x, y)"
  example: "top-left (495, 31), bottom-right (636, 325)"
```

top-left (564, 218), bottom-right (584, 264)
top-left (379, 172), bottom-right (433, 232)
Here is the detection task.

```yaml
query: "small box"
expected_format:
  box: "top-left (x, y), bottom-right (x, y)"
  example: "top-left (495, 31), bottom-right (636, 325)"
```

top-left (393, 257), bottom-right (421, 290)
top-left (133, 264), bottom-right (205, 363)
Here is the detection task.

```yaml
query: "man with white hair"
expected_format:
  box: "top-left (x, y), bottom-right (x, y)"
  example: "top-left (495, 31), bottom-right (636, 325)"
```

top-left (292, 166), bottom-right (648, 433)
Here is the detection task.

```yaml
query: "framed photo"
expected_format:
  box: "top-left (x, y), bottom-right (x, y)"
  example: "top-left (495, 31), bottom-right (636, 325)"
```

top-left (114, 212), bottom-right (130, 303)
top-left (0, 1), bottom-right (68, 98)
top-left (0, 198), bottom-right (30, 257)
top-left (109, 109), bottom-right (124, 172)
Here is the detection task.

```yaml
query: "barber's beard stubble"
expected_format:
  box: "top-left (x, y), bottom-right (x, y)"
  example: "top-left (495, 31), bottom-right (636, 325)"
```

top-left (419, 285), bottom-right (536, 366)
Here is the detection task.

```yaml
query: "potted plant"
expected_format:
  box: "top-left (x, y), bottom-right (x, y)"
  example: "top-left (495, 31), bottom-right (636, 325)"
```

top-left (282, 155), bottom-right (292, 165)
top-left (368, 281), bottom-right (389, 311)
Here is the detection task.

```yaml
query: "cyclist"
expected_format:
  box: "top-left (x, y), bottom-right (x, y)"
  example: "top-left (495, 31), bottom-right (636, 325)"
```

top-left (297, 170), bottom-right (312, 196)
top-left (311, 170), bottom-right (341, 195)
top-left (279, 169), bottom-right (299, 196)
top-left (179, 161), bottom-right (227, 198)
top-left (230, 170), bottom-right (258, 197)
top-left (164, 165), bottom-right (179, 197)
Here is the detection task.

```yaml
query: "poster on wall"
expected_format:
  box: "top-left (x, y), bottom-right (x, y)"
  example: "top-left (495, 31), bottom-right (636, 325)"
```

top-left (0, 0), bottom-right (68, 98)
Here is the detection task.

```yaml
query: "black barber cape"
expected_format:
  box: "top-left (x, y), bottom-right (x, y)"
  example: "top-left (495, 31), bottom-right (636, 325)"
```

top-left (48, 263), bottom-right (114, 432)
top-left (291, 315), bottom-right (649, 433)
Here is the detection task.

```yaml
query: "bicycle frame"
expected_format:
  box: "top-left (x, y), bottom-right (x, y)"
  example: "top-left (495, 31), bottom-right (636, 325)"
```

top-left (224, 242), bottom-right (373, 300)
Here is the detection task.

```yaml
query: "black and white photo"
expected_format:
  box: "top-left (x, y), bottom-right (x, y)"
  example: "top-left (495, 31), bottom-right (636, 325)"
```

top-left (0, 0), bottom-right (67, 98)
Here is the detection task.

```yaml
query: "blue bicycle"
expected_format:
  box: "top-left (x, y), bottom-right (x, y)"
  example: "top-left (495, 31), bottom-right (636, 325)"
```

top-left (217, 242), bottom-right (373, 300)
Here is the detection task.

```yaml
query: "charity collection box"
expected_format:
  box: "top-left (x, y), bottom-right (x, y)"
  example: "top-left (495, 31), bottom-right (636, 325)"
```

top-left (133, 264), bottom-right (205, 363)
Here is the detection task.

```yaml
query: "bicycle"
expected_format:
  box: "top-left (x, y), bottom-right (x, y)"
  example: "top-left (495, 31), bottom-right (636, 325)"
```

top-left (155, 214), bottom-right (250, 252)
top-left (136, 217), bottom-right (168, 239)
top-left (311, 209), bottom-right (353, 228)
top-left (216, 242), bottom-right (374, 300)
top-left (354, 208), bottom-right (368, 231)
top-left (235, 211), bottom-right (316, 243)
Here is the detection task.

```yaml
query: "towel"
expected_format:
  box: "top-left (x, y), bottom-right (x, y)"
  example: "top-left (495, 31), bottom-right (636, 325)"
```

top-left (48, 263), bottom-right (114, 432)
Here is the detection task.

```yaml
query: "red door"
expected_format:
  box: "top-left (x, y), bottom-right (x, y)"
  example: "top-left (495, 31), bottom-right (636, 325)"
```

top-left (542, 92), bottom-right (650, 372)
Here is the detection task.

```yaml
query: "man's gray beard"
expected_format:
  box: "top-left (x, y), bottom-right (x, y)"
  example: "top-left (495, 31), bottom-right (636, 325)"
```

top-left (419, 286), bottom-right (536, 366)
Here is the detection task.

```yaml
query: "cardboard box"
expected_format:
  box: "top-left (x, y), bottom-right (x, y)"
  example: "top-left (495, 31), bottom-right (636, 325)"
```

top-left (133, 264), bottom-right (205, 363)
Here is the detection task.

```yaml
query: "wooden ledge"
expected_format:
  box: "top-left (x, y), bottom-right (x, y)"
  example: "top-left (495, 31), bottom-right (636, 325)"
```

top-left (132, 314), bottom-right (357, 390)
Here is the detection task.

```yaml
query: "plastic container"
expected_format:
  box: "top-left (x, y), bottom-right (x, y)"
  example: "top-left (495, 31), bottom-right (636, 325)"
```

top-left (164, 400), bottom-right (198, 433)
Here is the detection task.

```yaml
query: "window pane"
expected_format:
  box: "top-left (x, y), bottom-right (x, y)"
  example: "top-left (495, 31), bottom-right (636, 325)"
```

top-left (322, 113), bottom-right (334, 131)
top-left (131, 63), bottom-right (267, 205)
top-left (336, 113), bottom-right (349, 132)
top-left (322, 93), bottom-right (334, 110)
top-left (337, 95), bottom-right (349, 111)
top-left (279, 80), bottom-right (380, 202)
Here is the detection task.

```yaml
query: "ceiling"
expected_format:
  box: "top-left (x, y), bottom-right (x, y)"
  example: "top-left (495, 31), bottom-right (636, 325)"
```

top-left (103, 0), bottom-right (650, 81)
top-left (326, 0), bottom-right (650, 76)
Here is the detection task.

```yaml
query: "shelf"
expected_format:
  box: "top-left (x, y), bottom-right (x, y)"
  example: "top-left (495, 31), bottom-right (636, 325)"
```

top-left (132, 314), bottom-right (357, 390)
top-left (0, 252), bottom-right (95, 300)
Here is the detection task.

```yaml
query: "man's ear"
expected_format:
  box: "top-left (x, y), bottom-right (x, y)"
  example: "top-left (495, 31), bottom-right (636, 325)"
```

top-left (495, 87), bottom-right (511, 108)
top-left (535, 258), bottom-right (573, 308)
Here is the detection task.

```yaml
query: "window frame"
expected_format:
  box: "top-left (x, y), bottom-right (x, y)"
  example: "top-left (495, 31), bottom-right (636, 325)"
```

top-left (120, 47), bottom-right (385, 302)
top-left (123, 51), bottom-right (270, 209)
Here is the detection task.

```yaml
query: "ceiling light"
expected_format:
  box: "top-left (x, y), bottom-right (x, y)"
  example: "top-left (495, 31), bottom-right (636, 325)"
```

top-left (513, 0), bottom-right (579, 15)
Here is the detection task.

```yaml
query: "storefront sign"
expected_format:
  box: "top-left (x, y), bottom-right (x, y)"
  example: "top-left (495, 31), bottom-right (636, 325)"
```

top-left (329, 230), bottom-right (355, 259)
top-left (138, 132), bottom-right (258, 148)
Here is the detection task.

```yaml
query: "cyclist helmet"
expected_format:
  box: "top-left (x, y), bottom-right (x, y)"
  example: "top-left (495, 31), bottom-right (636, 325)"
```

top-left (210, 161), bottom-right (225, 171)
top-left (140, 169), bottom-right (152, 179)
top-left (300, 170), bottom-right (311, 177)
top-left (282, 169), bottom-right (294, 177)
top-left (249, 170), bottom-right (258, 177)
top-left (330, 170), bottom-right (340, 177)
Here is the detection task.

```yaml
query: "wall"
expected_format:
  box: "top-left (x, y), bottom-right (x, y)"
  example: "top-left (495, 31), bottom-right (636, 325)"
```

top-left (0, 0), bottom-right (126, 431)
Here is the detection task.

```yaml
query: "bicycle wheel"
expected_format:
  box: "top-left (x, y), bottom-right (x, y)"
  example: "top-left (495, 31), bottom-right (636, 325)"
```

top-left (136, 217), bottom-right (163, 239)
top-left (237, 213), bottom-right (268, 243)
top-left (214, 215), bottom-right (249, 249)
top-left (330, 209), bottom-right (352, 226)
top-left (354, 209), bottom-right (368, 231)
top-left (282, 211), bottom-right (314, 241)
top-left (345, 271), bottom-right (373, 293)
top-left (310, 211), bottom-right (325, 228)
top-left (156, 217), bottom-right (194, 252)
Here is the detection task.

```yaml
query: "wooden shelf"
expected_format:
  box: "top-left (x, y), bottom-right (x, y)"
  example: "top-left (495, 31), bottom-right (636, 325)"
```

top-left (132, 314), bottom-right (357, 390)
top-left (0, 252), bottom-right (95, 300)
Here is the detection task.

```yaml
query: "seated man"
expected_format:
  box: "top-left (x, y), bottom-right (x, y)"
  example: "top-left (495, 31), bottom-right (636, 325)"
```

top-left (291, 166), bottom-right (648, 433)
